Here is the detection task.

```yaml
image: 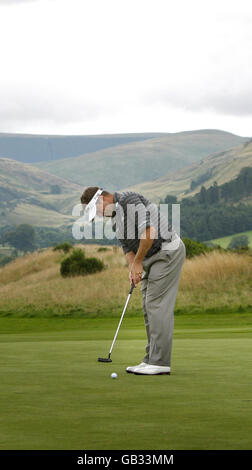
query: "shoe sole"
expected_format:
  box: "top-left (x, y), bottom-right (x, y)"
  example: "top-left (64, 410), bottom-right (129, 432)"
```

top-left (126, 364), bottom-right (148, 373)
top-left (133, 371), bottom-right (171, 375)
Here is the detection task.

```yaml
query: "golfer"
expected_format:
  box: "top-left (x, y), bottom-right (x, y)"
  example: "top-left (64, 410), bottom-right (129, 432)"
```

top-left (80, 187), bottom-right (186, 376)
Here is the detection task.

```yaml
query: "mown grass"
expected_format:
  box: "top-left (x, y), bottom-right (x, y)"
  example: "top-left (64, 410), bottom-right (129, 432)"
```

top-left (0, 314), bottom-right (252, 450)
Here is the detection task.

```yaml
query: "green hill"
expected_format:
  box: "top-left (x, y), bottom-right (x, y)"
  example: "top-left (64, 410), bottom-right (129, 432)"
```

top-left (0, 158), bottom-right (83, 227)
top-left (34, 129), bottom-right (248, 191)
top-left (206, 230), bottom-right (252, 249)
top-left (1, 130), bottom-right (250, 229)
top-left (0, 132), bottom-right (164, 164)
top-left (127, 139), bottom-right (252, 203)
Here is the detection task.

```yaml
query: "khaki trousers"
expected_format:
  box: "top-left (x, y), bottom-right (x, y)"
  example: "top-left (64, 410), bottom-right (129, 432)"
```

top-left (140, 239), bottom-right (186, 367)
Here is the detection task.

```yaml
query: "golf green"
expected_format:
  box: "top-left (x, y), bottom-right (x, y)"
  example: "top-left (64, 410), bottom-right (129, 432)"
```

top-left (0, 314), bottom-right (251, 450)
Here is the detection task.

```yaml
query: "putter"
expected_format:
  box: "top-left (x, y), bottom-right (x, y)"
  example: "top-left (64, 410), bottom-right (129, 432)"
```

top-left (98, 281), bottom-right (135, 363)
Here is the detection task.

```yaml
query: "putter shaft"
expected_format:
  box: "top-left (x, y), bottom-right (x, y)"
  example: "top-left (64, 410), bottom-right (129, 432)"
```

top-left (98, 282), bottom-right (135, 362)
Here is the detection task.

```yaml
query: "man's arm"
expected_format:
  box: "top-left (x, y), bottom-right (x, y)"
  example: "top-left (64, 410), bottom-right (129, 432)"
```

top-left (130, 226), bottom-right (156, 286)
top-left (134, 226), bottom-right (156, 262)
top-left (125, 251), bottom-right (135, 269)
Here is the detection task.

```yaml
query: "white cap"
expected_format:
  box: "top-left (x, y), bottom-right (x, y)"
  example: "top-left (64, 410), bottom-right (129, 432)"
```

top-left (83, 188), bottom-right (103, 222)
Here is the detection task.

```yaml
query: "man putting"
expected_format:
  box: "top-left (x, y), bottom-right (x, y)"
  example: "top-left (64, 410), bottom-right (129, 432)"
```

top-left (80, 187), bottom-right (186, 376)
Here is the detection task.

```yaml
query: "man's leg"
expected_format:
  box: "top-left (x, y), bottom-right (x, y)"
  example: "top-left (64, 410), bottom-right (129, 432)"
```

top-left (141, 275), bottom-right (150, 364)
top-left (145, 240), bottom-right (186, 367)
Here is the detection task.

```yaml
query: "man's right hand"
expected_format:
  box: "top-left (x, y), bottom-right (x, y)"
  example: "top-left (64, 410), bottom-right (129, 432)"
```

top-left (126, 251), bottom-right (137, 286)
top-left (129, 270), bottom-right (134, 285)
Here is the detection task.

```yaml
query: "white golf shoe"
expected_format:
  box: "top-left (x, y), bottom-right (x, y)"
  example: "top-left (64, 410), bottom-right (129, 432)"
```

top-left (133, 364), bottom-right (171, 375)
top-left (126, 362), bottom-right (148, 374)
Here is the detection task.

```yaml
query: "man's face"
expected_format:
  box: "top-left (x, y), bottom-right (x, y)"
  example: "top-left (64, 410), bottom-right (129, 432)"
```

top-left (96, 196), bottom-right (104, 217)
top-left (96, 195), bottom-right (114, 218)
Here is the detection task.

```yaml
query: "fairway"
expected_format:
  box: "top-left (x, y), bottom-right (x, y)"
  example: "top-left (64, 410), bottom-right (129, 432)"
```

top-left (0, 314), bottom-right (252, 450)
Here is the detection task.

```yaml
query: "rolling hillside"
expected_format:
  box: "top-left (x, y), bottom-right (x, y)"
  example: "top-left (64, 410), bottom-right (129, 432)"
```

top-left (0, 130), bottom-right (250, 229)
top-left (0, 158), bottom-right (83, 227)
top-left (207, 230), bottom-right (252, 249)
top-left (0, 132), bottom-right (164, 164)
top-left (33, 130), bottom-right (248, 191)
top-left (126, 139), bottom-right (252, 203)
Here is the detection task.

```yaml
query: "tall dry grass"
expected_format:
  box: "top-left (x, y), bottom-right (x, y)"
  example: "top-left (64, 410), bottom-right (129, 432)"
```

top-left (0, 244), bottom-right (251, 316)
top-left (179, 250), bottom-right (252, 312)
top-left (181, 250), bottom-right (251, 286)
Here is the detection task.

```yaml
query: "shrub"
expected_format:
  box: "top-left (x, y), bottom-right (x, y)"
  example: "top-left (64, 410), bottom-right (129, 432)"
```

top-left (0, 254), bottom-right (16, 267)
top-left (204, 241), bottom-right (222, 249)
top-left (227, 235), bottom-right (249, 250)
top-left (97, 247), bottom-right (109, 252)
top-left (60, 248), bottom-right (105, 277)
top-left (53, 242), bottom-right (73, 253)
top-left (79, 257), bottom-right (105, 274)
top-left (182, 237), bottom-right (212, 259)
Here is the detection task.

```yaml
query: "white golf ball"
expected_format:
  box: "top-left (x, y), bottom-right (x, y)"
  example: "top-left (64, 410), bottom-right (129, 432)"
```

top-left (111, 372), bottom-right (118, 379)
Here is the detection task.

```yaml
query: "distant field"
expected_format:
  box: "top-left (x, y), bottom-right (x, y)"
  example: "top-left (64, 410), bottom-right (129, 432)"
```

top-left (0, 246), bottom-right (13, 256)
top-left (207, 230), bottom-right (252, 248)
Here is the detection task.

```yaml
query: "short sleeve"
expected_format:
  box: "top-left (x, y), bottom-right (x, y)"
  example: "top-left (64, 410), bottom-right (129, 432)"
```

top-left (120, 240), bottom-right (133, 255)
top-left (125, 195), bottom-right (151, 237)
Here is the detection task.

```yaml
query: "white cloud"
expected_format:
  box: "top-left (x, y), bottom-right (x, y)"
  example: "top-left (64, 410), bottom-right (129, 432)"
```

top-left (0, 0), bottom-right (251, 136)
top-left (0, 0), bottom-right (38, 4)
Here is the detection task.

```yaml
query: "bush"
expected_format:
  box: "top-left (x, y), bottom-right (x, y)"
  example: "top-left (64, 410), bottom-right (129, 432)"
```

top-left (227, 235), bottom-right (249, 250)
top-left (233, 246), bottom-right (250, 254)
top-left (203, 241), bottom-right (222, 249)
top-left (97, 247), bottom-right (109, 252)
top-left (0, 254), bottom-right (16, 267)
top-left (182, 237), bottom-right (212, 259)
top-left (60, 248), bottom-right (105, 277)
top-left (53, 242), bottom-right (73, 253)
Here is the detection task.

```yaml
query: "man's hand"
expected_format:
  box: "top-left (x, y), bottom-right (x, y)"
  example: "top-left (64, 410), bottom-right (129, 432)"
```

top-left (128, 270), bottom-right (133, 285)
top-left (130, 260), bottom-right (143, 286)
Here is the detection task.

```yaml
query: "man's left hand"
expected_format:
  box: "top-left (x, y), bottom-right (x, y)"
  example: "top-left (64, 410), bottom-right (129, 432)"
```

top-left (130, 260), bottom-right (143, 286)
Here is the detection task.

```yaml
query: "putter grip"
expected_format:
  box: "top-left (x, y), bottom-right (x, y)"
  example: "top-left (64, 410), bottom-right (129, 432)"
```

top-left (129, 281), bottom-right (135, 294)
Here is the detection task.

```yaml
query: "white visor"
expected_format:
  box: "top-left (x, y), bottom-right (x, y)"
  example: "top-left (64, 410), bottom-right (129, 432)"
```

top-left (83, 188), bottom-right (103, 222)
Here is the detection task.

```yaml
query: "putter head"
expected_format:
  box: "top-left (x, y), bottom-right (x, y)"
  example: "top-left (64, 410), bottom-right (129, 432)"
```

top-left (98, 357), bottom-right (112, 363)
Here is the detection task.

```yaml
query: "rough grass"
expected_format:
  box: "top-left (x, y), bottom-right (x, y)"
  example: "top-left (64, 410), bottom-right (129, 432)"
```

top-left (0, 244), bottom-right (251, 317)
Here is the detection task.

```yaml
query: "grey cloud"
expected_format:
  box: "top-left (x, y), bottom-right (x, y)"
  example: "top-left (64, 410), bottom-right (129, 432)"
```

top-left (0, 87), bottom-right (116, 128)
top-left (143, 88), bottom-right (252, 117)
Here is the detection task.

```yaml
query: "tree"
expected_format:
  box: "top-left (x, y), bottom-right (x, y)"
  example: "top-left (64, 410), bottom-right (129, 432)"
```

top-left (190, 180), bottom-right (197, 191)
top-left (227, 235), bottom-right (249, 250)
top-left (198, 186), bottom-right (208, 205)
top-left (208, 181), bottom-right (219, 204)
top-left (4, 224), bottom-right (36, 252)
top-left (164, 194), bottom-right (178, 204)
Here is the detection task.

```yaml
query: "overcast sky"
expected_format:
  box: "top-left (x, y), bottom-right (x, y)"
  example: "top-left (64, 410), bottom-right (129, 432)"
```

top-left (0, 0), bottom-right (251, 137)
